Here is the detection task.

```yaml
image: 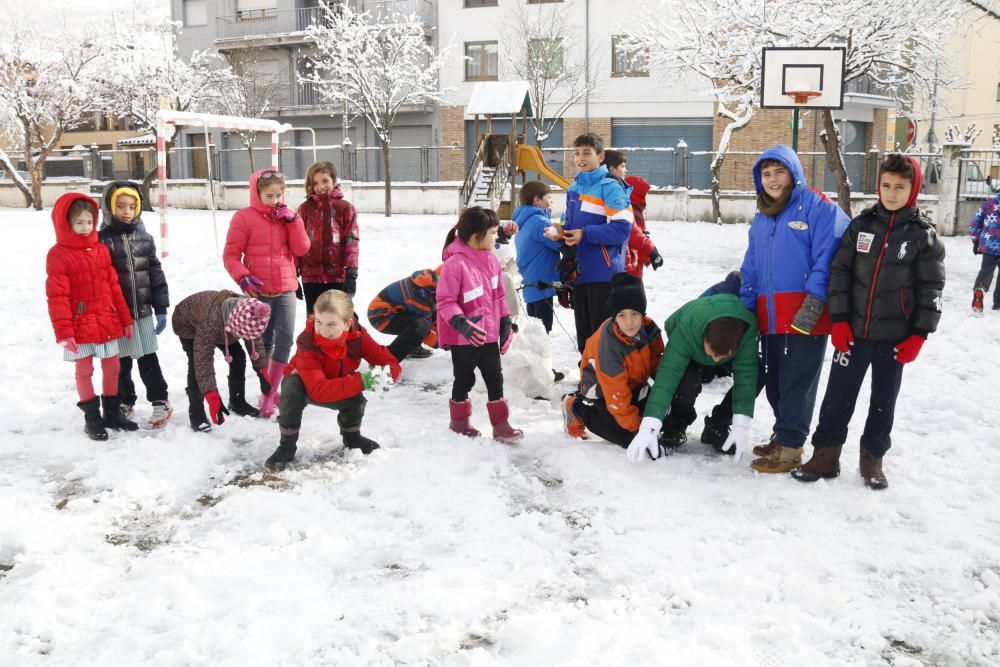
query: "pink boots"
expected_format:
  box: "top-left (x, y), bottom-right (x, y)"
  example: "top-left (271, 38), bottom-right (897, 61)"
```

top-left (449, 398), bottom-right (523, 443)
top-left (486, 398), bottom-right (523, 443)
top-left (258, 360), bottom-right (287, 418)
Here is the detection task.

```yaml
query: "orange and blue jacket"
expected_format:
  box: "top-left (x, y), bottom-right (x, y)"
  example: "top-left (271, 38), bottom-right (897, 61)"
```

top-left (579, 315), bottom-right (664, 432)
top-left (563, 165), bottom-right (634, 284)
top-left (367, 267), bottom-right (441, 347)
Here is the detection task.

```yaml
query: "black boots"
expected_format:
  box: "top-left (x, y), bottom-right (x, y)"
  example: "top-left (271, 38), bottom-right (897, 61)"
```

top-left (343, 430), bottom-right (381, 455)
top-left (78, 397), bottom-right (108, 441)
top-left (265, 428), bottom-right (299, 472)
top-left (101, 395), bottom-right (139, 432)
top-left (228, 376), bottom-right (261, 418)
top-left (187, 387), bottom-right (211, 432)
top-left (791, 445), bottom-right (843, 482)
top-left (700, 416), bottom-right (730, 451)
top-left (658, 427), bottom-right (687, 450)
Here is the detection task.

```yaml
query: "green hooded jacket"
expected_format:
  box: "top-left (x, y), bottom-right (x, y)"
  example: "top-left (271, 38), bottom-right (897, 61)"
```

top-left (643, 294), bottom-right (760, 420)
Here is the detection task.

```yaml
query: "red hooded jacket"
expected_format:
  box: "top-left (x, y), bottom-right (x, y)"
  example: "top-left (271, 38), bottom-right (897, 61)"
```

top-left (223, 170), bottom-right (311, 294)
top-left (286, 316), bottom-right (402, 403)
top-left (45, 193), bottom-right (133, 344)
top-left (296, 186), bottom-right (359, 284)
top-left (624, 176), bottom-right (656, 278)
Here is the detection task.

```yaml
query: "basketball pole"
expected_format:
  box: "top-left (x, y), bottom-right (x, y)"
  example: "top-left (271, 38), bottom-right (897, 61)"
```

top-left (792, 108), bottom-right (800, 152)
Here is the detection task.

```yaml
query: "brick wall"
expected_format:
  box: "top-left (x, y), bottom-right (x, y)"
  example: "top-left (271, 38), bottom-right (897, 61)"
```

top-left (561, 117), bottom-right (612, 181)
top-left (439, 106), bottom-right (467, 181)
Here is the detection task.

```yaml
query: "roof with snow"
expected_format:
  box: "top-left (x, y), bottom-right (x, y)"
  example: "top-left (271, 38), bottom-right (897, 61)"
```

top-left (465, 82), bottom-right (533, 117)
top-left (117, 134), bottom-right (156, 147)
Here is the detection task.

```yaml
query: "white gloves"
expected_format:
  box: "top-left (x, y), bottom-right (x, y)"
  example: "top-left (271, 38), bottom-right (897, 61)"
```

top-left (626, 416), bottom-right (663, 463)
top-left (721, 414), bottom-right (752, 463)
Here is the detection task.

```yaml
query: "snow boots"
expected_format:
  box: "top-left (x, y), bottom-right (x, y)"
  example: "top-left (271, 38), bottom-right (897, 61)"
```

top-left (973, 288), bottom-right (984, 313)
top-left (78, 397), bottom-right (108, 441)
top-left (752, 434), bottom-right (779, 458)
top-left (750, 443), bottom-right (803, 473)
top-left (449, 399), bottom-right (481, 437)
top-left (860, 448), bottom-right (888, 490)
top-left (259, 360), bottom-right (288, 418)
top-left (657, 427), bottom-right (687, 450)
top-left (227, 375), bottom-right (260, 418)
top-left (791, 445), bottom-right (843, 482)
top-left (265, 428), bottom-right (298, 472)
top-left (562, 394), bottom-right (588, 439)
top-left (186, 387), bottom-right (211, 432)
top-left (148, 400), bottom-right (173, 428)
top-left (487, 398), bottom-right (523, 443)
top-left (102, 395), bottom-right (139, 432)
top-left (343, 430), bottom-right (380, 455)
top-left (700, 416), bottom-right (730, 452)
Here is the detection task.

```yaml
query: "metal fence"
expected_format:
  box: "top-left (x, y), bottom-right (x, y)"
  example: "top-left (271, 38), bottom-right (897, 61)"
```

top-left (958, 148), bottom-right (1000, 199)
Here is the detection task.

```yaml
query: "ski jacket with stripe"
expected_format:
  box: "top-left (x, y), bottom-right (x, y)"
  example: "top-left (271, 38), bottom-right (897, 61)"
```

top-left (367, 267), bottom-right (441, 348)
top-left (828, 203), bottom-right (945, 342)
top-left (739, 145), bottom-right (851, 335)
top-left (970, 192), bottom-right (1000, 256)
top-left (579, 316), bottom-right (664, 433)
top-left (563, 165), bottom-right (633, 284)
top-left (98, 181), bottom-right (169, 321)
top-left (436, 239), bottom-right (510, 348)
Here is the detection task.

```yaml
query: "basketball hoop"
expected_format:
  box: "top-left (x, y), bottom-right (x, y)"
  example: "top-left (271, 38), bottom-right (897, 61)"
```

top-left (787, 90), bottom-right (821, 104)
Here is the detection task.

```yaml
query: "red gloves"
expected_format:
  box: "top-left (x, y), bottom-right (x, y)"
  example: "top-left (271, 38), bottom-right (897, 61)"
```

top-left (830, 322), bottom-right (854, 353)
top-left (59, 338), bottom-right (79, 354)
top-left (204, 390), bottom-right (230, 425)
top-left (893, 335), bottom-right (925, 364)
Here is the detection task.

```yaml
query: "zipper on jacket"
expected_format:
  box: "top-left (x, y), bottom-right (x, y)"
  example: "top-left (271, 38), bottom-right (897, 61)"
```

top-left (124, 232), bottom-right (140, 319)
top-left (766, 218), bottom-right (776, 333)
top-left (862, 213), bottom-right (896, 338)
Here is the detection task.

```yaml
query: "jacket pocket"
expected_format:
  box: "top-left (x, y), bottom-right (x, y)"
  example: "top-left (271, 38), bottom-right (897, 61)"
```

top-left (900, 289), bottom-right (911, 319)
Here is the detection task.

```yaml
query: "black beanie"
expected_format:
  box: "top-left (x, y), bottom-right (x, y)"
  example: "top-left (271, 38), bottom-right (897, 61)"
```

top-left (610, 272), bottom-right (646, 316)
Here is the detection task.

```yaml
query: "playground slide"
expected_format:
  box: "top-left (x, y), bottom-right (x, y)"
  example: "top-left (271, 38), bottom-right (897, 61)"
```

top-left (515, 144), bottom-right (570, 190)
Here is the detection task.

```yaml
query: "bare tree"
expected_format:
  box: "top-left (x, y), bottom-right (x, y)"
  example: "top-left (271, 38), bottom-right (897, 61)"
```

top-left (304, 1), bottom-right (456, 216)
top-left (0, 19), bottom-right (104, 209)
top-left (217, 47), bottom-right (286, 173)
top-left (501, 3), bottom-right (601, 144)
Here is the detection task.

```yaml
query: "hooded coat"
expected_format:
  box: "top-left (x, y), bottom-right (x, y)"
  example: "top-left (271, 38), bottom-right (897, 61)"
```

top-left (739, 145), bottom-right (851, 335)
top-left (512, 203), bottom-right (561, 303)
top-left (46, 193), bottom-right (133, 345)
top-left (98, 181), bottom-right (169, 320)
top-left (436, 238), bottom-right (511, 348)
top-left (296, 186), bottom-right (359, 284)
top-left (223, 170), bottom-right (311, 294)
top-left (563, 165), bottom-right (633, 284)
top-left (624, 176), bottom-right (656, 278)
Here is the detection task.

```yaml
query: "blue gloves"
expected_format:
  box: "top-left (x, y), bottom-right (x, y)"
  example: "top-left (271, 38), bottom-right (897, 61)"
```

top-left (155, 312), bottom-right (168, 335)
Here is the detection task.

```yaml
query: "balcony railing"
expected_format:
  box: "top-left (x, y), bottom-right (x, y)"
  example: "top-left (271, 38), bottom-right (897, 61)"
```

top-left (845, 75), bottom-right (894, 99)
top-left (216, 1), bottom-right (434, 41)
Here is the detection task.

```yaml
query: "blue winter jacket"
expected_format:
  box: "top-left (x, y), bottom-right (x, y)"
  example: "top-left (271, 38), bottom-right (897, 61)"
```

top-left (970, 192), bottom-right (1000, 255)
top-left (739, 145), bottom-right (850, 335)
top-left (563, 165), bottom-right (633, 284)
top-left (513, 204), bottom-right (561, 304)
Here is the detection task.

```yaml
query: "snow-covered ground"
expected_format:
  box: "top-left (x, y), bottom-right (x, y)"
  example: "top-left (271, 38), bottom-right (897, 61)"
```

top-left (2, 207), bottom-right (999, 666)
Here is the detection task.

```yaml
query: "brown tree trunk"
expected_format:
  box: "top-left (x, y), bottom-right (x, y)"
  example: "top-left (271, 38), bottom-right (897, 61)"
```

top-left (820, 109), bottom-right (853, 217)
top-left (381, 139), bottom-right (392, 217)
top-left (29, 160), bottom-right (45, 211)
top-left (140, 164), bottom-right (157, 212)
top-left (246, 137), bottom-right (256, 173)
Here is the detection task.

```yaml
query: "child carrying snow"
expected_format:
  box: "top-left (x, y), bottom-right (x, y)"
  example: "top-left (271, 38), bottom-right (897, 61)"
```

top-left (563, 273), bottom-right (664, 447)
top-left (223, 169), bottom-right (311, 417)
top-left (264, 289), bottom-right (401, 471)
top-left (513, 180), bottom-right (560, 334)
top-left (98, 182), bottom-right (172, 428)
top-left (367, 267), bottom-right (441, 362)
top-left (297, 161), bottom-right (360, 312)
top-left (795, 154), bottom-right (945, 490)
top-left (171, 291), bottom-right (271, 432)
top-left (438, 207), bottom-right (522, 443)
top-left (46, 192), bottom-right (138, 440)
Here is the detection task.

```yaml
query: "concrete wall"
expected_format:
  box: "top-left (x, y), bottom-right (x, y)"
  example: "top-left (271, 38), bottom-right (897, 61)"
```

top-left (1, 179), bottom-right (939, 228)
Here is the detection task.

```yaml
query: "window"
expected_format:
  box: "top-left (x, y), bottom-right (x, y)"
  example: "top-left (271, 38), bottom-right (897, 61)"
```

top-left (528, 38), bottom-right (563, 79)
top-left (236, 0), bottom-right (277, 20)
top-left (464, 0), bottom-right (498, 7)
top-left (612, 36), bottom-right (648, 77)
top-left (465, 42), bottom-right (498, 81)
top-left (183, 0), bottom-right (208, 26)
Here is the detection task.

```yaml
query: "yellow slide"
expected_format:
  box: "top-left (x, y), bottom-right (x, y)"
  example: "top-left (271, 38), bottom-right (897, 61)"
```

top-left (515, 144), bottom-right (570, 190)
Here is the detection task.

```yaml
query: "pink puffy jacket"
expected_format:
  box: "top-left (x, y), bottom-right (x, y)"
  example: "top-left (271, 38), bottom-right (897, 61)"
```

top-left (223, 170), bottom-right (311, 295)
top-left (436, 238), bottom-right (511, 348)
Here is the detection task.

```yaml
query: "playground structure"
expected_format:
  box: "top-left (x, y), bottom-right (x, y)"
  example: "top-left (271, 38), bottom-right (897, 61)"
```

top-left (459, 82), bottom-right (569, 217)
top-left (154, 110), bottom-right (294, 258)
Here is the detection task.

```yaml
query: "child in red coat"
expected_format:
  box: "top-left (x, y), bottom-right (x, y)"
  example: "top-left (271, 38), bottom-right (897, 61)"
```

top-left (264, 289), bottom-right (401, 471)
top-left (624, 175), bottom-right (663, 278)
top-left (45, 193), bottom-right (137, 440)
top-left (297, 161), bottom-right (360, 312)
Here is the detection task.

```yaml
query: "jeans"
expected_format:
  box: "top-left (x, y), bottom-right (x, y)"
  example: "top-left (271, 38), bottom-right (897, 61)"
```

top-left (276, 373), bottom-right (366, 434)
top-left (258, 291), bottom-right (298, 364)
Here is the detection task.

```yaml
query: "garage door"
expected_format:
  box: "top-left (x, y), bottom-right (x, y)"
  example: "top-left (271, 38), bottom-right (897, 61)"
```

top-left (611, 119), bottom-right (713, 190)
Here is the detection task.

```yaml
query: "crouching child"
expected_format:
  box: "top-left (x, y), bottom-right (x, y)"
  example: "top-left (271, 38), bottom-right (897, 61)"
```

top-left (626, 293), bottom-right (760, 462)
top-left (562, 273), bottom-right (664, 446)
top-left (265, 290), bottom-right (401, 471)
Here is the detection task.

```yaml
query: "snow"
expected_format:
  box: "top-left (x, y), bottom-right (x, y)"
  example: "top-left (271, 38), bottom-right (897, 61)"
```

top-left (2, 208), bottom-right (1000, 666)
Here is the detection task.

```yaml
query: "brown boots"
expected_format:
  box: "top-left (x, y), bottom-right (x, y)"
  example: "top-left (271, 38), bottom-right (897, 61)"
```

top-left (859, 448), bottom-right (888, 490)
top-left (750, 444), bottom-right (802, 473)
top-left (791, 445), bottom-right (842, 482)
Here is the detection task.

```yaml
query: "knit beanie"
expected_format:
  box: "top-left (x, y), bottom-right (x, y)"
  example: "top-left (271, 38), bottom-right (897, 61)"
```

top-left (225, 298), bottom-right (271, 341)
top-left (110, 186), bottom-right (142, 216)
top-left (610, 272), bottom-right (646, 316)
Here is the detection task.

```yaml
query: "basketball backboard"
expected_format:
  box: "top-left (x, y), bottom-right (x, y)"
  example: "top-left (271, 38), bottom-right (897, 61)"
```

top-left (760, 47), bottom-right (846, 110)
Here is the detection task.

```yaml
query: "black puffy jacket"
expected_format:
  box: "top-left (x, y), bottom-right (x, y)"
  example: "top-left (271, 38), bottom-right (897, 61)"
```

top-left (827, 204), bottom-right (945, 343)
top-left (98, 181), bottom-right (169, 320)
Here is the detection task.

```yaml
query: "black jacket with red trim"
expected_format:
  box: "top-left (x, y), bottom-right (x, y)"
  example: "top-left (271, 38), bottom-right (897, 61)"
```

top-left (827, 203), bottom-right (945, 342)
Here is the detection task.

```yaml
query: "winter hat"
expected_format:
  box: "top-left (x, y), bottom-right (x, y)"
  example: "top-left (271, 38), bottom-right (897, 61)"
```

top-left (610, 272), bottom-right (646, 316)
top-left (110, 186), bottom-right (142, 215)
top-left (625, 176), bottom-right (651, 207)
top-left (224, 298), bottom-right (271, 361)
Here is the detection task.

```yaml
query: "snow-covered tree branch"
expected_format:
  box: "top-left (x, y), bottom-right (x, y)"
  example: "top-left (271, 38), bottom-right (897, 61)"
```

top-left (217, 47), bottom-right (286, 173)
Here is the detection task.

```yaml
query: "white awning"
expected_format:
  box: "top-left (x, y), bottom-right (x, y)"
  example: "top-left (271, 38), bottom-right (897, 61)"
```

top-left (465, 82), bottom-right (533, 117)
